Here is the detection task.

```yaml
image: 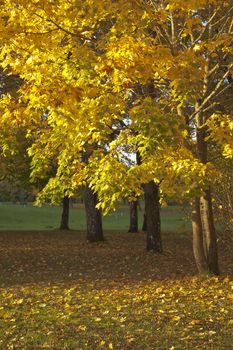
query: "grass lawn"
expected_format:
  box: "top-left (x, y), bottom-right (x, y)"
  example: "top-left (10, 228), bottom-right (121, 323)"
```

top-left (0, 203), bottom-right (190, 232)
top-left (0, 229), bottom-right (232, 349)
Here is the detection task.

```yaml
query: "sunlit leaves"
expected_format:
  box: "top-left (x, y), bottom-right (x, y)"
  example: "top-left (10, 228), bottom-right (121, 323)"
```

top-left (0, 276), bottom-right (232, 349)
top-left (0, 0), bottom-right (232, 208)
top-left (207, 114), bottom-right (233, 159)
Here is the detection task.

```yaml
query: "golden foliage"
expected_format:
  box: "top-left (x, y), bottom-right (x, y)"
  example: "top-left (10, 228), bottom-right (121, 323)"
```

top-left (0, 0), bottom-right (232, 205)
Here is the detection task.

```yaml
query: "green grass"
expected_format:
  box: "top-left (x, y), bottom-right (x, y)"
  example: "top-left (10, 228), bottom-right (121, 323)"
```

top-left (0, 203), bottom-right (190, 231)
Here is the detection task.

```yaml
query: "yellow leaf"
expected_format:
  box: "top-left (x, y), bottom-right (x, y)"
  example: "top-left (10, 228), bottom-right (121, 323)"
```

top-left (172, 315), bottom-right (181, 321)
top-left (127, 337), bottom-right (135, 343)
top-left (189, 319), bottom-right (200, 325)
top-left (223, 277), bottom-right (230, 282)
top-left (158, 309), bottom-right (165, 313)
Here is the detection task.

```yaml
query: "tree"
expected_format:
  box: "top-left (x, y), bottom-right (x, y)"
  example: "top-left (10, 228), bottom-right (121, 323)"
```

top-left (144, 181), bottom-right (162, 252)
top-left (90, 0), bottom-right (232, 273)
top-left (0, 123), bottom-right (33, 203)
top-left (212, 155), bottom-right (233, 239)
top-left (0, 0), bottom-right (118, 240)
top-left (82, 149), bottom-right (104, 242)
top-left (128, 199), bottom-right (138, 233)
top-left (84, 185), bottom-right (104, 242)
top-left (0, 0), bottom-right (232, 271)
top-left (59, 195), bottom-right (70, 230)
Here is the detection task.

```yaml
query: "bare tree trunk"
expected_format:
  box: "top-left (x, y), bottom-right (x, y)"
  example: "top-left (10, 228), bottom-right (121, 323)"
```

top-left (144, 181), bottom-right (162, 252)
top-left (128, 200), bottom-right (138, 233)
top-left (60, 196), bottom-right (70, 230)
top-left (84, 185), bottom-right (104, 242)
top-left (191, 198), bottom-right (208, 273)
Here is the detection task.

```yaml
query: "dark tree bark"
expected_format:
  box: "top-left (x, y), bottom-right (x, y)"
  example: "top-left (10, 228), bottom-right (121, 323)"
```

top-left (84, 185), bottom-right (104, 242)
top-left (81, 146), bottom-right (104, 242)
top-left (144, 181), bottom-right (162, 252)
top-left (128, 200), bottom-right (138, 233)
top-left (142, 213), bottom-right (147, 231)
top-left (59, 196), bottom-right (70, 230)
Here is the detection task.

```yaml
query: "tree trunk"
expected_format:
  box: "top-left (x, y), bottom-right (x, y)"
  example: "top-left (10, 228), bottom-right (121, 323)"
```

top-left (142, 213), bottom-right (147, 231)
top-left (128, 200), bottom-right (138, 233)
top-left (144, 181), bottom-right (162, 252)
top-left (192, 104), bottom-right (220, 275)
top-left (200, 188), bottom-right (220, 274)
top-left (191, 198), bottom-right (208, 274)
top-left (59, 195), bottom-right (70, 230)
top-left (84, 185), bottom-right (104, 242)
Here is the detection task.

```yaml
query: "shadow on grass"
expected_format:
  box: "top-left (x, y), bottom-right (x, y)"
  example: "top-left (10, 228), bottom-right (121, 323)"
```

top-left (0, 230), bottom-right (190, 285)
top-left (0, 229), bottom-right (232, 288)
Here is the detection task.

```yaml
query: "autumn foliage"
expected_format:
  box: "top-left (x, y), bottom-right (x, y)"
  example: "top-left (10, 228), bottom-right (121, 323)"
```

top-left (0, 2), bottom-right (233, 274)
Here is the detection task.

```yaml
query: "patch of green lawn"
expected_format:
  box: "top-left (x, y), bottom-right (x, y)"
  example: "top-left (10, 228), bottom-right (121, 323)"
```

top-left (0, 203), bottom-right (190, 232)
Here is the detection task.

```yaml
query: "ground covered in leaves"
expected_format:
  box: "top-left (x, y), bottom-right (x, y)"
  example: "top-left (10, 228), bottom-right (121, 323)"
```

top-left (0, 230), bottom-right (232, 349)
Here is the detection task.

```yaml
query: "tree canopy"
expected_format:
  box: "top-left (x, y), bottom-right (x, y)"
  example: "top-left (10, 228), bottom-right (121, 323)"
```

top-left (0, 0), bottom-right (232, 270)
top-left (0, 0), bottom-right (232, 207)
